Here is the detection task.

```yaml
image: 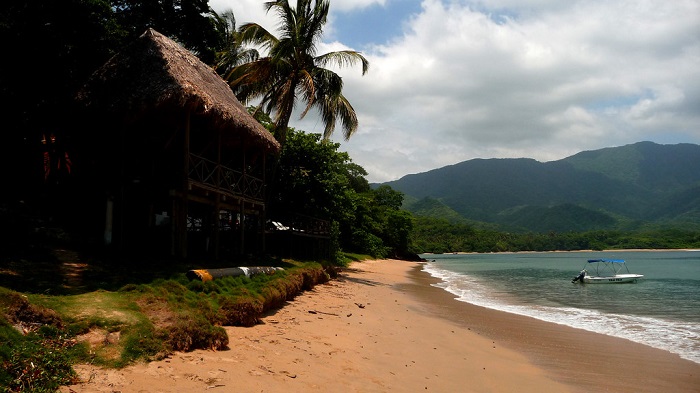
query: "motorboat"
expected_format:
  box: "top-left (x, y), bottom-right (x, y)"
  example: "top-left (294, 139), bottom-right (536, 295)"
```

top-left (571, 259), bottom-right (643, 284)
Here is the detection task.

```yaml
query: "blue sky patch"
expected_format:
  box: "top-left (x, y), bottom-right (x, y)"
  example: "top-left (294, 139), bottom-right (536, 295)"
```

top-left (329, 1), bottom-right (423, 49)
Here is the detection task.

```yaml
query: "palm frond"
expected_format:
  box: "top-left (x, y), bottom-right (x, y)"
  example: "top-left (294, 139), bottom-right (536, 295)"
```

top-left (315, 51), bottom-right (369, 75)
top-left (239, 22), bottom-right (278, 51)
top-left (333, 94), bottom-right (359, 140)
top-left (307, 0), bottom-right (330, 47)
top-left (297, 69), bottom-right (316, 119)
top-left (229, 0), bottom-right (368, 144)
top-left (318, 92), bottom-right (358, 141)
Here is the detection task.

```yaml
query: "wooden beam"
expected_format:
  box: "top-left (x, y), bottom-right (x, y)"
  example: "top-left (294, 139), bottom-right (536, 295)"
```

top-left (214, 193), bottom-right (220, 260)
top-left (179, 110), bottom-right (191, 258)
top-left (262, 153), bottom-right (267, 254)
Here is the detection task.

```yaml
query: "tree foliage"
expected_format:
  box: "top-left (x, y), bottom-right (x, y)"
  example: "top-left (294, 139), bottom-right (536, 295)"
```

top-left (224, 0), bottom-right (369, 145)
top-left (5, 2), bottom-right (695, 264)
top-left (212, 10), bottom-right (260, 78)
top-left (1, 0), bottom-right (123, 204)
top-left (269, 129), bottom-right (413, 258)
top-left (111, 0), bottom-right (222, 63)
top-left (1, 0), bottom-right (229, 209)
top-left (411, 216), bottom-right (700, 254)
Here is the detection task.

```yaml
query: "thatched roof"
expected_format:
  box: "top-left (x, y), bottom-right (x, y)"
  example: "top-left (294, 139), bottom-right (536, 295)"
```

top-left (77, 28), bottom-right (280, 153)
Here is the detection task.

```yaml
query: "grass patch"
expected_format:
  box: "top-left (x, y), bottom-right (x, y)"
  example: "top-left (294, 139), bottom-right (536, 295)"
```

top-left (1, 259), bottom-right (334, 392)
top-left (337, 252), bottom-right (374, 266)
top-left (0, 287), bottom-right (82, 392)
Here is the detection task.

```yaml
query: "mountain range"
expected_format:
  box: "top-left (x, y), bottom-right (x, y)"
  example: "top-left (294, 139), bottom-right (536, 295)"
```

top-left (381, 142), bottom-right (700, 233)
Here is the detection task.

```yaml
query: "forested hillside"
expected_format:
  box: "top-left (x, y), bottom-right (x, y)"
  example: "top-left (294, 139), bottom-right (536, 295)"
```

top-left (383, 142), bottom-right (700, 232)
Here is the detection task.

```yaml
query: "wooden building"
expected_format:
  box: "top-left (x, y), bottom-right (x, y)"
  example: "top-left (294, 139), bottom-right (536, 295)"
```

top-left (76, 29), bottom-right (280, 259)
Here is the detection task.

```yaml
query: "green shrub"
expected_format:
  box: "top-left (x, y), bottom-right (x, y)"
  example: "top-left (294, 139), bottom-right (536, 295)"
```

top-left (118, 323), bottom-right (165, 367)
top-left (164, 315), bottom-right (228, 351)
top-left (0, 320), bottom-right (78, 393)
top-left (219, 296), bottom-right (263, 327)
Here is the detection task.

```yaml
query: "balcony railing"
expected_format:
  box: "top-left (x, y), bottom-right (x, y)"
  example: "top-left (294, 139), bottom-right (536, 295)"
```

top-left (188, 153), bottom-right (265, 201)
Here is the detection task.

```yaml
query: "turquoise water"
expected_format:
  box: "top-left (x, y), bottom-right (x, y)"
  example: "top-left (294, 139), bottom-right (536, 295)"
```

top-left (421, 250), bottom-right (700, 364)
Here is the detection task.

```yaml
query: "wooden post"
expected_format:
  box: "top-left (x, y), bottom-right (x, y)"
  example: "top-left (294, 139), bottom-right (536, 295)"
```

top-left (239, 199), bottom-right (245, 255)
top-left (261, 153), bottom-right (267, 255)
top-left (104, 196), bottom-right (113, 245)
top-left (240, 147), bottom-right (247, 255)
top-left (213, 128), bottom-right (222, 259)
top-left (179, 110), bottom-right (191, 258)
top-left (171, 196), bottom-right (177, 256)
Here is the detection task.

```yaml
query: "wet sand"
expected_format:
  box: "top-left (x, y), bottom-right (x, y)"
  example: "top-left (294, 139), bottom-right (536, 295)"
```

top-left (404, 263), bottom-right (700, 393)
top-left (61, 259), bottom-right (699, 392)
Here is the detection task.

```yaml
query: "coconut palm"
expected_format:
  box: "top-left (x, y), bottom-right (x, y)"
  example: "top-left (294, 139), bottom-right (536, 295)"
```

top-left (212, 10), bottom-right (260, 78)
top-left (226, 0), bottom-right (369, 145)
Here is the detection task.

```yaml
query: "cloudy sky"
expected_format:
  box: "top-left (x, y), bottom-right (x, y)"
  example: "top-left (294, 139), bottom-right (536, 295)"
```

top-left (209, 0), bottom-right (700, 183)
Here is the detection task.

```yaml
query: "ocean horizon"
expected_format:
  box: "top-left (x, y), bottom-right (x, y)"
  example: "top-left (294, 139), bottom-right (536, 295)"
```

top-left (420, 250), bottom-right (700, 364)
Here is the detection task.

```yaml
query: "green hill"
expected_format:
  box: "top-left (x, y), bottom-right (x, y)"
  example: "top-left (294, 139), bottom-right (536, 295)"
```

top-left (382, 142), bottom-right (700, 232)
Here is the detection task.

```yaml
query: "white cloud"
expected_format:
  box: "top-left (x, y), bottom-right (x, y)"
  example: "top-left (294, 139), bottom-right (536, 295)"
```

top-left (325, 0), bottom-right (700, 181)
top-left (208, 0), bottom-right (279, 31)
top-left (209, 0), bottom-right (388, 27)
top-left (210, 0), bottom-right (700, 182)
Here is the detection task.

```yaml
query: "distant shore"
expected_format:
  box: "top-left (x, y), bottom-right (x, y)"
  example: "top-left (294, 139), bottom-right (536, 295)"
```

top-left (422, 248), bottom-right (700, 255)
top-left (61, 259), bottom-right (699, 393)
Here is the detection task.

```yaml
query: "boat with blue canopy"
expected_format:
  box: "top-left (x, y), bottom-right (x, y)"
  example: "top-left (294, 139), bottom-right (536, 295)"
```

top-left (571, 259), bottom-right (644, 284)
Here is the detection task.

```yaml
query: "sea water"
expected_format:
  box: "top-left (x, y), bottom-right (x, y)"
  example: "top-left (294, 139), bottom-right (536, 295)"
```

top-left (420, 250), bottom-right (700, 364)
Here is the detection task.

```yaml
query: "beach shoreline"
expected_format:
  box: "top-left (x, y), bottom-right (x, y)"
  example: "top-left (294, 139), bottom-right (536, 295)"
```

top-left (405, 262), bottom-right (700, 392)
top-left (60, 259), bottom-right (699, 392)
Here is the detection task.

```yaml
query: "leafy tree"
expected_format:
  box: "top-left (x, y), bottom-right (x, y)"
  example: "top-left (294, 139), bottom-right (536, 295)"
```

top-left (341, 162), bottom-right (371, 194)
top-left (267, 128), bottom-right (415, 258)
top-left (373, 185), bottom-right (404, 210)
top-left (346, 186), bottom-right (414, 258)
top-left (0, 0), bottom-right (226, 230)
top-left (410, 216), bottom-right (700, 254)
top-left (268, 129), bottom-right (356, 223)
top-left (111, 0), bottom-right (222, 63)
top-left (226, 0), bottom-right (369, 145)
top-left (384, 209), bottom-right (414, 256)
top-left (0, 0), bottom-right (122, 205)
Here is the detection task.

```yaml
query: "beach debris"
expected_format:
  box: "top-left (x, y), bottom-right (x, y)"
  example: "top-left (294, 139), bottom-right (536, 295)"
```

top-left (307, 310), bottom-right (339, 316)
top-left (186, 267), bottom-right (284, 282)
top-left (354, 303), bottom-right (365, 309)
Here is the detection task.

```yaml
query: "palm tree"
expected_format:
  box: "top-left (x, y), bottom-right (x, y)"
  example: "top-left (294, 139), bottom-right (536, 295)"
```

top-left (212, 10), bottom-right (260, 78)
top-left (226, 0), bottom-right (369, 145)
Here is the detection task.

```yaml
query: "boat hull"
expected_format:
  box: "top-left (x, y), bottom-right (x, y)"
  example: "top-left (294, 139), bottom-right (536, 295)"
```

top-left (582, 274), bottom-right (643, 284)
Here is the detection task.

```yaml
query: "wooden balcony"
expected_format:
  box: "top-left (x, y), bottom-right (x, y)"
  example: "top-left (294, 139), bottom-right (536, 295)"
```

top-left (188, 153), bottom-right (265, 202)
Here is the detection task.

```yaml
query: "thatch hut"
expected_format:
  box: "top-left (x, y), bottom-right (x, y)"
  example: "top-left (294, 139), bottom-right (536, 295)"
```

top-left (76, 28), bottom-right (280, 259)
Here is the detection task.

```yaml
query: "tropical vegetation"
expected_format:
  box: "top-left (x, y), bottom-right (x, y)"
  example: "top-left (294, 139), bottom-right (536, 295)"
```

top-left (212, 10), bottom-right (260, 78)
top-left (0, 260), bottom-right (335, 393)
top-left (410, 216), bottom-right (700, 254)
top-left (254, 107), bottom-right (414, 260)
top-left (387, 142), bottom-right (700, 234)
top-left (1, 1), bottom-right (699, 392)
top-left (0, 2), bottom-right (385, 391)
top-left (223, 0), bottom-right (369, 145)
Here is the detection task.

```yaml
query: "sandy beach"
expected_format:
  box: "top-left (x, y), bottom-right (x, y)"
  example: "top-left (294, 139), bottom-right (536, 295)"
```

top-left (61, 259), bottom-right (699, 392)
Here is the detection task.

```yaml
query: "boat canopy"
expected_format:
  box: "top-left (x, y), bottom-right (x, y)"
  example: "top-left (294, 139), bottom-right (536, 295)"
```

top-left (587, 259), bottom-right (625, 263)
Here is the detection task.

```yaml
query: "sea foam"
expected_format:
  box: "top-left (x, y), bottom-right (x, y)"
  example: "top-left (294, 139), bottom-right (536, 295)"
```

top-left (423, 262), bottom-right (700, 364)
